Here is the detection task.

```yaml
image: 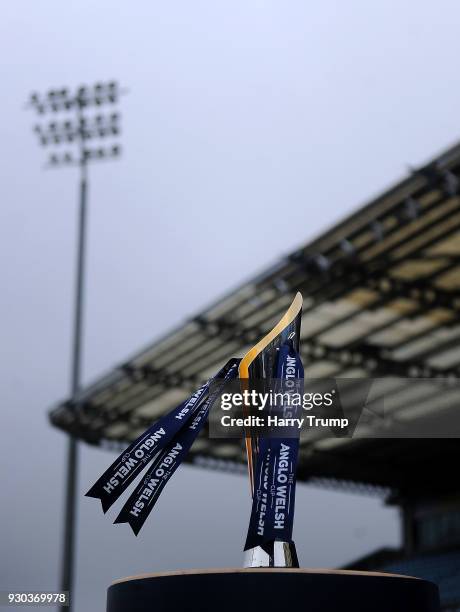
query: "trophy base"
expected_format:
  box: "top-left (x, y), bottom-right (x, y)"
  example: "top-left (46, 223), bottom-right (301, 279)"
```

top-left (107, 568), bottom-right (439, 612)
top-left (244, 541), bottom-right (299, 567)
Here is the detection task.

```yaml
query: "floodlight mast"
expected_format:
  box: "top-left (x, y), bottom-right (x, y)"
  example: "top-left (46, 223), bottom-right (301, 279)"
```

top-left (27, 82), bottom-right (124, 612)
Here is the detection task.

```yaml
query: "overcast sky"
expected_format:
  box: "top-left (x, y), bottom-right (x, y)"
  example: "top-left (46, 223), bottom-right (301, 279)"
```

top-left (3, 0), bottom-right (460, 610)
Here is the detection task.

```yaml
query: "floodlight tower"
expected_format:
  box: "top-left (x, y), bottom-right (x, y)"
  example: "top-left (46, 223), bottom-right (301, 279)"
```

top-left (27, 82), bottom-right (124, 611)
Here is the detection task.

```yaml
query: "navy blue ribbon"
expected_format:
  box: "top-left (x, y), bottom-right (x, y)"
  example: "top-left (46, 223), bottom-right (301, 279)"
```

top-left (114, 359), bottom-right (240, 534)
top-left (86, 359), bottom-right (238, 513)
top-left (244, 344), bottom-right (303, 550)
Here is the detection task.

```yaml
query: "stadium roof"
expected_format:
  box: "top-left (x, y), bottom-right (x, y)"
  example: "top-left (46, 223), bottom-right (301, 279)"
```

top-left (50, 141), bottom-right (460, 498)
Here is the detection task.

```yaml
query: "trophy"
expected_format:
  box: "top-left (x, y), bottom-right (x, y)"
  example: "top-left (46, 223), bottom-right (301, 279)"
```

top-left (86, 292), bottom-right (439, 612)
top-left (86, 293), bottom-right (303, 553)
top-left (239, 292), bottom-right (302, 568)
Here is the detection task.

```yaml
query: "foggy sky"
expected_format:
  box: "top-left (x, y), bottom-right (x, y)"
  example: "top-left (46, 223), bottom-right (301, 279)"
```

top-left (3, 1), bottom-right (460, 610)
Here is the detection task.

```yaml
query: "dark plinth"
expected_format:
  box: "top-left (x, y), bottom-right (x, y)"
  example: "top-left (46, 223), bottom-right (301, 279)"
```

top-left (107, 568), bottom-right (440, 612)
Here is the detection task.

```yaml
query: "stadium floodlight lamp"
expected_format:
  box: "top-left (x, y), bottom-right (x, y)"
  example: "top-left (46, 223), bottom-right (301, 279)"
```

top-left (29, 82), bottom-right (124, 168)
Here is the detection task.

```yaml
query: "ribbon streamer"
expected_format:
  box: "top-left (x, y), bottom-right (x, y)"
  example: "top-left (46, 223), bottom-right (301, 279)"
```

top-left (114, 359), bottom-right (240, 534)
top-left (86, 359), bottom-right (237, 512)
top-left (244, 343), bottom-right (303, 550)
